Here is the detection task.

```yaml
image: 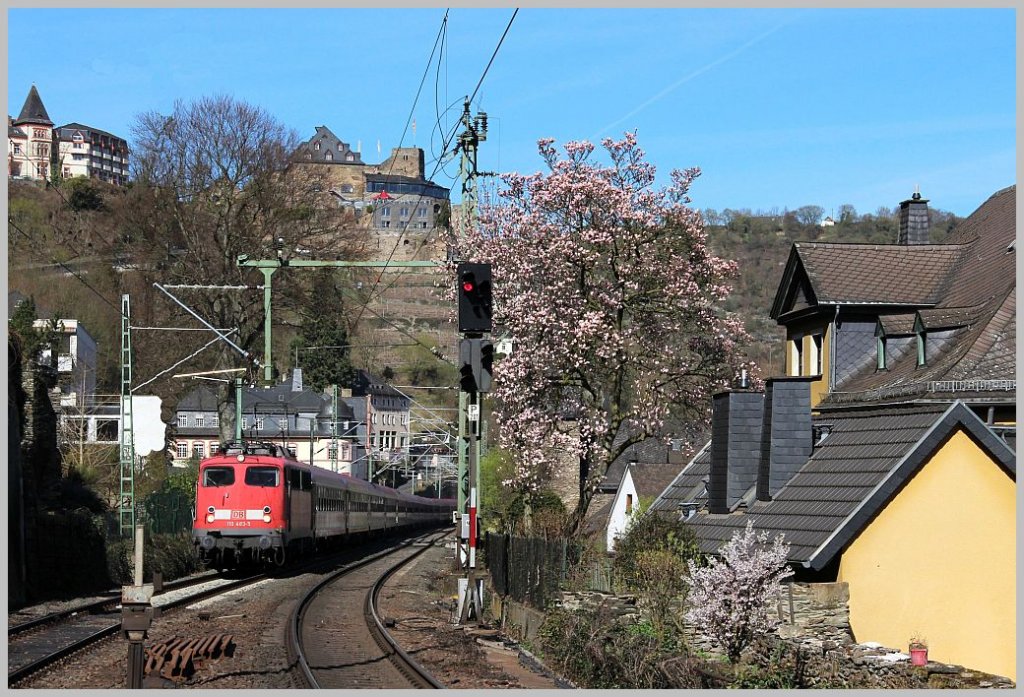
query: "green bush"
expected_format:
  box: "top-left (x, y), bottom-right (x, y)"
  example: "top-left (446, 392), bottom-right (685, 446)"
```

top-left (538, 604), bottom-right (678, 688)
top-left (106, 532), bottom-right (202, 585)
top-left (611, 510), bottom-right (703, 593)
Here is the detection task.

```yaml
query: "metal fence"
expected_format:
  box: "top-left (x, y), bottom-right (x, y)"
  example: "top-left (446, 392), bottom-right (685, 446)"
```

top-left (485, 533), bottom-right (575, 610)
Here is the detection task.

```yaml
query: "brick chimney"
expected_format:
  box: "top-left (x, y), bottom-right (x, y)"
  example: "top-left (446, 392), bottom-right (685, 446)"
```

top-left (756, 377), bottom-right (815, 501)
top-left (898, 188), bottom-right (930, 245)
top-left (708, 390), bottom-right (764, 514)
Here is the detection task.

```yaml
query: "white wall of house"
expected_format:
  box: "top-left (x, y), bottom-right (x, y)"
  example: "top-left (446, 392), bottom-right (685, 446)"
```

top-left (607, 468), bottom-right (639, 553)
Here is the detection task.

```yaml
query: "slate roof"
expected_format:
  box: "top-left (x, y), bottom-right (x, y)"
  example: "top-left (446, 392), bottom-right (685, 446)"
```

top-left (176, 385), bottom-right (355, 418)
top-left (651, 401), bottom-right (1015, 570)
top-left (55, 122), bottom-right (128, 144)
top-left (292, 125), bottom-right (364, 165)
top-left (15, 85), bottom-right (52, 126)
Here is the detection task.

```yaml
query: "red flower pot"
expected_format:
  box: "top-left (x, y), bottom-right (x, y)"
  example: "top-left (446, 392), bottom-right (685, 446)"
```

top-left (910, 647), bottom-right (928, 666)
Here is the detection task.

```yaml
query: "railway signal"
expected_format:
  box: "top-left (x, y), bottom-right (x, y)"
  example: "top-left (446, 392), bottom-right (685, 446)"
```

top-left (459, 338), bottom-right (492, 394)
top-left (457, 262), bottom-right (492, 333)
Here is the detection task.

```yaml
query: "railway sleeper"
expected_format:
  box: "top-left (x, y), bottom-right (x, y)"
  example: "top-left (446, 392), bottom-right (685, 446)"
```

top-left (145, 634), bottom-right (236, 682)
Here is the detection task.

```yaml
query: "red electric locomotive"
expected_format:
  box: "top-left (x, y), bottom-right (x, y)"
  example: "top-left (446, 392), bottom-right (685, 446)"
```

top-left (192, 440), bottom-right (455, 567)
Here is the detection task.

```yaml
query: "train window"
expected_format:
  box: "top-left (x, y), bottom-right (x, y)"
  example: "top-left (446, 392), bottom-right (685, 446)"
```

top-left (245, 466), bottom-right (279, 487)
top-left (202, 467), bottom-right (235, 487)
top-left (301, 471), bottom-right (311, 491)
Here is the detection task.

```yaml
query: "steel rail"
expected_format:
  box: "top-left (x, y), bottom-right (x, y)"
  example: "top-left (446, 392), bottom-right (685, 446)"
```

top-left (8, 572), bottom-right (267, 686)
top-left (291, 531), bottom-right (446, 689)
top-left (366, 539), bottom-right (446, 688)
top-left (8, 570), bottom-right (222, 637)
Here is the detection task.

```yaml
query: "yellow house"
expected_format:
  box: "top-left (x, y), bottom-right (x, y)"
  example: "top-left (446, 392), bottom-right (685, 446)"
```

top-left (653, 186), bottom-right (1015, 679)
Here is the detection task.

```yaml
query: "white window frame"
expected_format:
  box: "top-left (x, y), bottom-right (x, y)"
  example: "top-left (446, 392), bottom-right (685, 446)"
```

top-left (195, 414), bottom-right (205, 428)
top-left (177, 413), bottom-right (188, 428)
top-left (176, 442), bottom-right (188, 459)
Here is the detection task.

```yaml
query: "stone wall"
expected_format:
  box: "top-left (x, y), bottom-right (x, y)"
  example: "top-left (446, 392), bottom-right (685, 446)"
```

top-left (537, 583), bottom-right (1014, 689)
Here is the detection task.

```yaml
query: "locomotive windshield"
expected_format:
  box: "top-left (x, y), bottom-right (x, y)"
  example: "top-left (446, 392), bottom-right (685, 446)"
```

top-left (202, 466), bottom-right (235, 487)
top-left (245, 466), bottom-right (280, 487)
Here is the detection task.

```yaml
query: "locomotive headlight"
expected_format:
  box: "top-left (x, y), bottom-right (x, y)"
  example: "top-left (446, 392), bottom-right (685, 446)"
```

top-left (263, 514), bottom-right (271, 523)
top-left (237, 454), bottom-right (245, 463)
top-left (206, 513), bottom-right (215, 523)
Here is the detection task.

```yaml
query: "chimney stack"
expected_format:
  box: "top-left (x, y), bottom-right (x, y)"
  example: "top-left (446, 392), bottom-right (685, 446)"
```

top-left (756, 377), bottom-right (815, 501)
top-left (898, 188), bottom-right (930, 245)
top-left (708, 390), bottom-right (764, 514)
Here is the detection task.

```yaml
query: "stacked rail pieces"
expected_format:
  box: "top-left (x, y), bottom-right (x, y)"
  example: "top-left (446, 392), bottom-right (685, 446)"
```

top-left (144, 634), bottom-right (235, 681)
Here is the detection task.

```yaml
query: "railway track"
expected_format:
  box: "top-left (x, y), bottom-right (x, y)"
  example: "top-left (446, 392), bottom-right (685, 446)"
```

top-left (7, 571), bottom-right (268, 686)
top-left (291, 531), bottom-right (446, 689)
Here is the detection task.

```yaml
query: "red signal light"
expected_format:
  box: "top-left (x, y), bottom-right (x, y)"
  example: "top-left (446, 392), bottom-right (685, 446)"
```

top-left (462, 276), bottom-right (475, 293)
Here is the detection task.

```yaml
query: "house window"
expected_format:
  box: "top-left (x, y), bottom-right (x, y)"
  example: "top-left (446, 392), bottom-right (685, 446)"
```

top-left (381, 206), bottom-right (390, 217)
top-left (346, 154), bottom-right (354, 162)
top-left (195, 414), bottom-right (205, 428)
top-left (381, 220), bottom-right (390, 228)
top-left (72, 154), bottom-right (85, 161)
top-left (328, 442), bottom-right (338, 460)
top-left (279, 418), bottom-right (287, 430)
top-left (13, 143), bottom-right (21, 154)
top-left (211, 414), bottom-right (219, 427)
top-left (417, 206), bottom-right (427, 218)
top-left (876, 336), bottom-right (886, 370)
top-left (176, 442), bottom-right (188, 459)
top-left (314, 141), bottom-right (321, 151)
top-left (255, 417), bottom-right (264, 430)
top-left (177, 413), bottom-right (188, 428)
top-left (789, 338), bottom-right (803, 376)
top-left (916, 331), bottom-right (926, 366)
top-left (36, 163), bottom-right (47, 177)
top-left (193, 442), bottom-right (205, 459)
top-left (325, 151), bottom-right (333, 161)
top-left (340, 184), bottom-right (353, 193)
top-left (400, 207), bottom-right (409, 217)
top-left (33, 128), bottom-right (47, 139)
top-left (35, 143), bottom-right (49, 157)
top-left (626, 494), bottom-right (634, 514)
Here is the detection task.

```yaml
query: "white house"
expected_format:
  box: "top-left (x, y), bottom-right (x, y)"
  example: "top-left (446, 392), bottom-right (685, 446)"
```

top-left (606, 462), bottom-right (680, 552)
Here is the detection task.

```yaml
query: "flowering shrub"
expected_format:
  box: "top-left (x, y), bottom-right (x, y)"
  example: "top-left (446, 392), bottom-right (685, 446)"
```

top-left (684, 521), bottom-right (793, 662)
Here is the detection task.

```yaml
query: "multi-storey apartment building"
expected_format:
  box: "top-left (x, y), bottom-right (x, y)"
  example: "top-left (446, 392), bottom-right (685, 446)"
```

top-left (9, 85), bottom-right (129, 186)
top-left (54, 123), bottom-right (129, 186)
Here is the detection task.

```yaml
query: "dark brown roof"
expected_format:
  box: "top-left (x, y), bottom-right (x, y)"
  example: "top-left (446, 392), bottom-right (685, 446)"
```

top-left (770, 185), bottom-right (1015, 406)
top-left (659, 402), bottom-right (1014, 569)
top-left (628, 463), bottom-right (683, 499)
top-left (772, 242), bottom-right (963, 317)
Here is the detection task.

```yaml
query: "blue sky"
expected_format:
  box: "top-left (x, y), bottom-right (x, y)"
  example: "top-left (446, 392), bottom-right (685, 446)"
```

top-left (7, 8), bottom-right (1016, 217)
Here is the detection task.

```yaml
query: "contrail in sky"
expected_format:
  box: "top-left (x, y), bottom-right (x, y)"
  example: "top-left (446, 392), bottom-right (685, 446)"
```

top-left (592, 13), bottom-right (804, 141)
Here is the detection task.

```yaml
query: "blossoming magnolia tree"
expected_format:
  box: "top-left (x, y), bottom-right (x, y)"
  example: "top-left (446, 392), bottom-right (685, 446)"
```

top-left (458, 134), bottom-right (751, 536)
top-left (684, 521), bottom-right (794, 662)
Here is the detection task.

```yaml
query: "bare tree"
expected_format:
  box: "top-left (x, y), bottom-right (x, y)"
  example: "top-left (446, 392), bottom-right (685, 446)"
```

top-left (121, 95), bottom-right (369, 440)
